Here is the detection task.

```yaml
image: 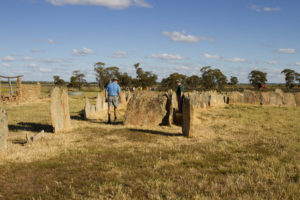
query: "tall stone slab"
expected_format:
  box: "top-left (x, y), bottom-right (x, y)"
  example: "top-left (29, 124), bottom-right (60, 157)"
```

top-left (84, 97), bottom-right (91, 119)
top-left (228, 92), bottom-right (244, 104)
top-left (96, 93), bottom-right (103, 113)
top-left (294, 92), bottom-right (300, 107)
top-left (269, 92), bottom-right (283, 106)
top-left (260, 92), bottom-right (270, 105)
top-left (50, 87), bottom-right (64, 133)
top-left (61, 89), bottom-right (71, 131)
top-left (243, 90), bottom-right (256, 104)
top-left (282, 93), bottom-right (296, 106)
top-left (182, 98), bottom-right (195, 137)
top-left (50, 87), bottom-right (72, 133)
top-left (0, 107), bottom-right (8, 151)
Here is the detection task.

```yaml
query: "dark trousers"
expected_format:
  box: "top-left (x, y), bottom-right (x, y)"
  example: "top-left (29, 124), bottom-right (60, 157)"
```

top-left (177, 95), bottom-right (184, 113)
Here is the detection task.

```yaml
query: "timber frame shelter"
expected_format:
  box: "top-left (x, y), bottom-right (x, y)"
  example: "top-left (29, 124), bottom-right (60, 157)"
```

top-left (0, 75), bottom-right (23, 102)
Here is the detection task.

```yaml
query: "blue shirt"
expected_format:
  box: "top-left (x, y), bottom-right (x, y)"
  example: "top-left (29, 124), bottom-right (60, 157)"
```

top-left (105, 82), bottom-right (121, 96)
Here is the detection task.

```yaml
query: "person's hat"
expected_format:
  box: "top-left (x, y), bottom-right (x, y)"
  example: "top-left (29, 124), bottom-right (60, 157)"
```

top-left (176, 80), bottom-right (181, 83)
top-left (112, 77), bottom-right (119, 81)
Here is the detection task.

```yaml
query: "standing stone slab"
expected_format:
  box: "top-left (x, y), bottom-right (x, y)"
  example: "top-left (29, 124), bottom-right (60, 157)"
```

top-left (0, 107), bottom-right (8, 151)
top-left (50, 87), bottom-right (64, 133)
top-left (283, 93), bottom-right (296, 106)
top-left (182, 98), bottom-right (195, 137)
top-left (269, 92), bottom-right (283, 106)
top-left (50, 87), bottom-right (72, 133)
top-left (85, 97), bottom-right (91, 119)
top-left (61, 89), bottom-right (71, 131)
top-left (243, 90), bottom-right (256, 104)
top-left (294, 92), bottom-right (300, 107)
top-left (96, 93), bottom-right (103, 113)
top-left (260, 92), bottom-right (270, 105)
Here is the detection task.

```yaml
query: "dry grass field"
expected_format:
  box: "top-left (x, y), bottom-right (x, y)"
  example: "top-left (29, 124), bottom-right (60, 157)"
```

top-left (0, 89), bottom-right (300, 199)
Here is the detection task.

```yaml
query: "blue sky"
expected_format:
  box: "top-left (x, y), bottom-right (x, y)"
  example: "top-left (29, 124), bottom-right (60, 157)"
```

top-left (1, 0), bottom-right (300, 83)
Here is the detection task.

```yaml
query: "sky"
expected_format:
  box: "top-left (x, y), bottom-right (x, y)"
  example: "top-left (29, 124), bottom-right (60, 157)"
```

top-left (1, 0), bottom-right (300, 83)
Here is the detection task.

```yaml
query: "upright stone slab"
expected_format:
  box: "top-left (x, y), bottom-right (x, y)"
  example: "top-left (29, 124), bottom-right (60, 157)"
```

top-left (228, 92), bottom-right (244, 104)
top-left (269, 92), bottom-right (283, 106)
top-left (0, 107), bottom-right (8, 151)
top-left (243, 90), bottom-right (256, 104)
top-left (96, 93), bottom-right (103, 113)
top-left (61, 89), bottom-right (71, 131)
top-left (283, 93), bottom-right (296, 106)
top-left (182, 98), bottom-right (195, 137)
top-left (120, 93), bottom-right (126, 104)
top-left (50, 87), bottom-right (72, 133)
top-left (294, 92), bottom-right (300, 107)
top-left (50, 87), bottom-right (64, 133)
top-left (85, 97), bottom-right (91, 119)
top-left (260, 92), bottom-right (270, 105)
top-left (275, 88), bottom-right (284, 98)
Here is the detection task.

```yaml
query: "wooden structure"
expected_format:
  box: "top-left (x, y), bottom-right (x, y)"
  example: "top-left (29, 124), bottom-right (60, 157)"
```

top-left (0, 75), bottom-right (23, 103)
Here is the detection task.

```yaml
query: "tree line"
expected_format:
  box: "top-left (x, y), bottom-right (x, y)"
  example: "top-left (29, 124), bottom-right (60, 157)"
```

top-left (53, 62), bottom-right (300, 91)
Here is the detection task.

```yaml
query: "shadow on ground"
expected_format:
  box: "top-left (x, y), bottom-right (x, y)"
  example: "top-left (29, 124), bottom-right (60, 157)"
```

top-left (8, 122), bottom-right (53, 133)
top-left (129, 128), bottom-right (182, 137)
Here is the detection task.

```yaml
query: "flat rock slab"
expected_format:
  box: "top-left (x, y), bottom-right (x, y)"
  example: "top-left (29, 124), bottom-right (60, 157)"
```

top-left (124, 92), bottom-right (169, 126)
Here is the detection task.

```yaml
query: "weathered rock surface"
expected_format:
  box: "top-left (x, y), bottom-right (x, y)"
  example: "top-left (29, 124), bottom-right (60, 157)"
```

top-left (50, 87), bottom-right (72, 133)
top-left (260, 92), bottom-right (270, 105)
top-left (0, 107), bottom-right (8, 151)
top-left (269, 92), bottom-right (283, 106)
top-left (228, 92), bottom-right (244, 104)
top-left (283, 93), bottom-right (296, 106)
top-left (84, 97), bottom-right (91, 119)
top-left (124, 92), bottom-right (170, 126)
top-left (243, 90), bottom-right (256, 104)
top-left (182, 98), bottom-right (195, 137)
top-left (294, 92), bottom-right (300, 107)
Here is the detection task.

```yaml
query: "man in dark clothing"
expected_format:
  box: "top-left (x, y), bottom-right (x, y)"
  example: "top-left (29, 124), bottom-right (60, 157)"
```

top-left (176, 80), bottom-right (184, 113)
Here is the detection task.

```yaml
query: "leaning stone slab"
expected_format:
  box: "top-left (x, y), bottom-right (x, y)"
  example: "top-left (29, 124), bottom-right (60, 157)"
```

top-left (0, 107), bottom-right (8, 151)
top-left (283, 93), bottom-right (296, 106)
top-left (182, 98), bottom-right (195, 137)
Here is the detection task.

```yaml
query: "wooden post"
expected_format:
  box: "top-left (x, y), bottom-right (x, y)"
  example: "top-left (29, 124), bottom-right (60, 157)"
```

top-left (8, 78), bottom-right (13, 97)
top-left (17, 76), bottom-right (22, 102)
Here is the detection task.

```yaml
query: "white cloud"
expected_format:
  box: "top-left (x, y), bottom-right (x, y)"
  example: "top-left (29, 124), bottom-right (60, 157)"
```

top-left (203, 53), bottom-right (246, 63)
top-left (41, 58), bottom-right (63, 63)
top-left (2, 56), bottom-right (16, 62)
top-left (296, 62), bottom-right (300, 66)
top-left (162, 31), bottom-right (214, 43)
top-left (28, 63), bottom-right (37, 67)
top-left (72, 48), bottom-right (95, 56)
top-left (264, 7), bottom-right (280, 12)
top-left (46, 0), bottom-right (151, 9)
top-left (225, 57), bottom-right (246, 63)
top-left (251, 5), bottom-right (280, 12)
top-left (268, 60), bottom-right (278, 65)
top-left (203, 53), bottom-right (221, 60)
top-left (278, 48), bottom-right (296, 54)
top-left (39, 67), bottom-right (52, 72)
top-left (149, 53), bottom-right (185, 60)
top-left (1, 63), bottom-right (11, 67)
top-left (112, 51), bottom-right (127, 58)
top-left (23, 56), bottom-right (33, 61)
top-left (31, 49), bottom-right (43, 53)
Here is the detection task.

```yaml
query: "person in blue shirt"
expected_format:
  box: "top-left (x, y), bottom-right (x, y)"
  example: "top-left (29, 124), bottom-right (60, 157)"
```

top-left (105, 77), bottom-right (121, 124)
